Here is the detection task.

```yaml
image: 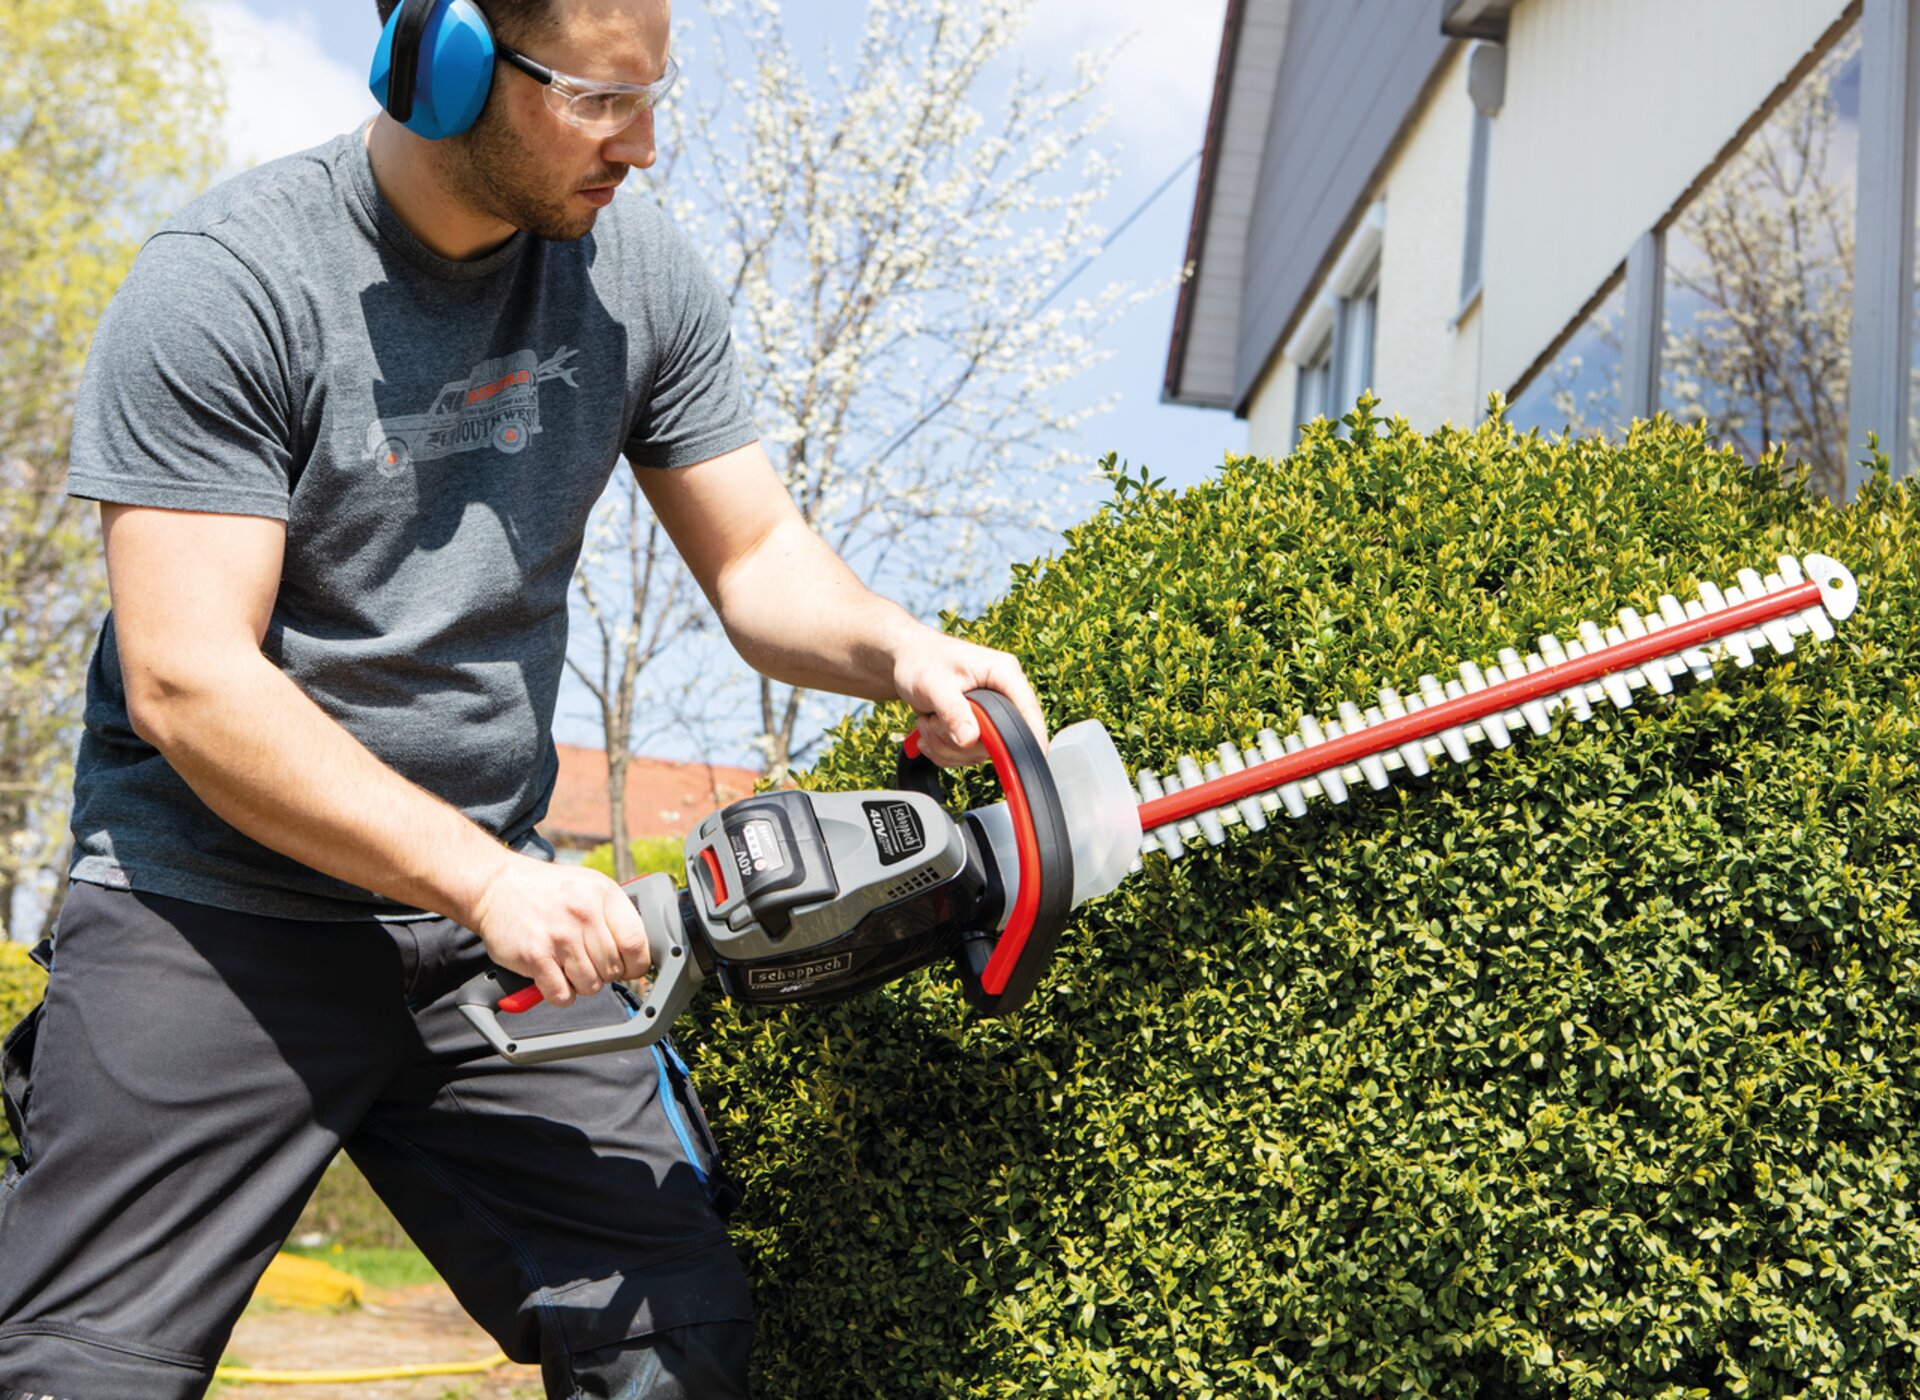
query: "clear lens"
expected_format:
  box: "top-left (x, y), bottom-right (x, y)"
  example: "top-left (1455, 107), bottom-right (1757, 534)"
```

top-left (543, 54), bottom-right (679, 136)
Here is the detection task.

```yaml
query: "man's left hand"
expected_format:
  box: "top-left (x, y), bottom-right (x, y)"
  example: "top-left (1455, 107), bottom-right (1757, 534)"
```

top-left (892, 632), bottom-right (1049, 767)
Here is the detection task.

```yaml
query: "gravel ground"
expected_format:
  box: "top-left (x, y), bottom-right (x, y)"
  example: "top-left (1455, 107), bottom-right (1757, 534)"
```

top-left (217, 1281), bottom-right (544, 1400)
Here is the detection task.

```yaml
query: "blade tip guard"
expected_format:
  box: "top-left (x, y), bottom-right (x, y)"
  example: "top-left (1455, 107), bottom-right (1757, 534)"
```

top-left (1803, 554), bottom-right (1858, 622)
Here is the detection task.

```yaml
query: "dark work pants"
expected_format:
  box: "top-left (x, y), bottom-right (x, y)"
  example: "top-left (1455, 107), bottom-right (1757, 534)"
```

top-left (0, 883), bottom-right (753, 1399)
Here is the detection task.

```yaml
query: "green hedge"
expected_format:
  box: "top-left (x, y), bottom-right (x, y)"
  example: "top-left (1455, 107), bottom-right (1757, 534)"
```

top-left (582, 835), bottom-right (688, 884)
top-left (0, 940), bottom-right (47, 1162)
top-left (684, 409), bottom-right (1920, 1399)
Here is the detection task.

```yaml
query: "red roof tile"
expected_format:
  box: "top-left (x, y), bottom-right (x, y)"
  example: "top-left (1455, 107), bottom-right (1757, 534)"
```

top-left (541, 745), bottom-right (763, 849)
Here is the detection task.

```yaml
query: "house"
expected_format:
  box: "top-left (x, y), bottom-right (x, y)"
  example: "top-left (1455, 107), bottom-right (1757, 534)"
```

top-left (1166, 0), bottom-right (1911, 502)
top-left (539, 745), bottom-right (761, 858)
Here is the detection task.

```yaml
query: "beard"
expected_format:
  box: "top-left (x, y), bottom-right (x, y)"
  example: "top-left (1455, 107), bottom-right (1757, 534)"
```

top-left (440, 98), bottom-right (621, 243)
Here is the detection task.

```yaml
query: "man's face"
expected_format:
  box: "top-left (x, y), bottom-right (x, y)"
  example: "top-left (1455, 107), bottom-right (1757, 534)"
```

top-left (442, 0), bottom-right (671, 242)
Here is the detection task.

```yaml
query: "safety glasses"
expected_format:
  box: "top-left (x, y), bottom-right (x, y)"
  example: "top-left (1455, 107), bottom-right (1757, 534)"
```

top-left (496, 43), bottom-right (679, 137)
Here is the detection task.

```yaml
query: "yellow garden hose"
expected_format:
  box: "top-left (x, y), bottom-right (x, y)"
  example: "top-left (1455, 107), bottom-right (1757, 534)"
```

top-left (213, 1350), bottom-right (510, 1383)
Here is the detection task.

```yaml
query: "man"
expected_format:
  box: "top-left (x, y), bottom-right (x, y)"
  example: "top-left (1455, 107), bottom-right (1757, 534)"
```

top-left (0, 0), bottom-right (1048, 1394)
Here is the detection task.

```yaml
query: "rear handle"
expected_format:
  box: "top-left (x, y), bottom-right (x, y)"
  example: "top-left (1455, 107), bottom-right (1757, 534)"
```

top-left (454, 873), bottom-right (703, 1065)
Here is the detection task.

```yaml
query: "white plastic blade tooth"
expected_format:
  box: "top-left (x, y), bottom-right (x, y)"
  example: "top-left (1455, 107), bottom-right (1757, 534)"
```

top-left (1513, 653), bottom-right (1553, 734)
top-left (1574, 623), bottom-right (1616, 702)
top-left (1482, 661), bottom-right (1521, 732)
top-left (1260, 730), bottom-right (1306, 818)
top-left (1766, 568), bottom-right (1815, 638)
top-left (1365, 708), bottom-right (1404, 772)
top-left (1731, 570), bottom-right (1789, 655)
top-left (1243, 741), bottom-right (1281, 816)
top-left (1364, 705), bottom-right (1404, 775)
top-left (1804, 553), bottom-right (1858, 621)
top-left (1758, 569), bottom-right (1801, 650)
top-left (1136, 769), bottom-right (1183, 859)
top-left (1540, 634), bottom-right (1592, 720)
top-left (1157, 763), bottom-right (1202, 852)
top-left (1639, 612), bottom-right (1688, 685)
top-left (1380, 687), bottom-right (1431, 776)
top-left (1799, 604), bottom-right (1835, 642)
top-left (1617, 609), bottom-right (1672, 695)
top-left (1280, 733), bottom-right (1313, 814)
top-left (1697, 579), bottom-right (1753, 666)
top-left (1174, 754), bottom-right (1210, 845)
top-left (1335, 701), bottom-right (1390, 790)
top-left (1494, 649), bottom-right (1533, 732)
top-left (1432, 676), bottom-right (1474, 759)
top-left (1201, 758), bottom-right (1232, 830)
top-left (1459, 662), bottom-right (1510, 748)
top-left (1414, 674), bottom-right (1444, 753)
top-left (1314, 718), bottom-right (1352, 803)
top-left (1588, 628), bottom-right (1634, 709)
top-left (1217, 743), bottom-right (1268, 833)
top-left (1664, 594), bottom-right (1714, 680)
top-left (1405, 690), bottom-right (1450, 765)
top-left (1727, 588), bottom-right (1772, 658)
top-left (1602, 623), bottom-right (1649, 693)
top-left (1194, 759), bottom-right (1228, 846)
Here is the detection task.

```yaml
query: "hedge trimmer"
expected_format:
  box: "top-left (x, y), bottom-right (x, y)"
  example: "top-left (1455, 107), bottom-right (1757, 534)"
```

top-left (459, 553), bottom-right (1859, 1063)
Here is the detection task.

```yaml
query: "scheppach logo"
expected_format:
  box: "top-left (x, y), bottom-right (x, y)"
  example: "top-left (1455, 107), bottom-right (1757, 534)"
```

top-left (863, 801), bottom-right (926, 867)
top-left (745, 953), bottom-right (853, 991)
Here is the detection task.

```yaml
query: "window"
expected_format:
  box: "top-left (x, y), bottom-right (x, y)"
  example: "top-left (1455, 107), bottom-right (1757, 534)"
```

top-left (1338, 268), bottom-right (1379, 409)
top-left (1506, 278), bottom-right (1627, 437)
top-left (1296, 336), bottom-right (1333, 431)
top-left (1285, 201), bottom-right (1385, 438)
top-left (1661, 23), bottom-right (1860, 499)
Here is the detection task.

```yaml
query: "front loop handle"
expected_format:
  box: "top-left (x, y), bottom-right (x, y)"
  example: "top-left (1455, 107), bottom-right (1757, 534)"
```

top-left (901, 689), bottom-right (1074, 1016)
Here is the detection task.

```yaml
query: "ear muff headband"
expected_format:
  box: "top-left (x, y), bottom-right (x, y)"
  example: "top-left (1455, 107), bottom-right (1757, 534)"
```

top-left (387, 0), bottom-right (435, 123)
top-left (369, 0), bottom-right (497, 140)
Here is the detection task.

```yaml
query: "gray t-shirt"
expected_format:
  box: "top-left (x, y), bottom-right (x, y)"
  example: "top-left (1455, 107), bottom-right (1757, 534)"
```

top-left (65, 129), bottom-right (757, 920)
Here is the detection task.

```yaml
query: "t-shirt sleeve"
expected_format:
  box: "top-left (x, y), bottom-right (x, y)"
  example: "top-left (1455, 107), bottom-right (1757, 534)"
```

top-left (623, 217), bottom-right (759, 470)
top-left (67, 230), bottom-right (297, 520)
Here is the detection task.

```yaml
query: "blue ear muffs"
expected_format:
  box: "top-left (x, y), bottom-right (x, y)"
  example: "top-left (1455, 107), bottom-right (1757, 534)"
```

top-left (369, 0), bottom-right (497, 140)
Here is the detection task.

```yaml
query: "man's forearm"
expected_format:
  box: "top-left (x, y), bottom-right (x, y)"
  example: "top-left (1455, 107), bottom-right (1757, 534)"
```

top-left (709, 517), bottom-right (927, 701)
top-left (134, 649), bottom-right (512, 923)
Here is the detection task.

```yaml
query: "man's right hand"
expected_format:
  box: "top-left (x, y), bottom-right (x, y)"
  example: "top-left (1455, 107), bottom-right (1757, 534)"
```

top-left (464, 854), bottom-right (655, 1007)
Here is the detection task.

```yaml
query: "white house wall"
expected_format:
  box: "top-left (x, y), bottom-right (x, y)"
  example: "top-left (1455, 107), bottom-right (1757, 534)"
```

top-left (1482, 0), bottom-right (1852, 398)
top-left (1244, 44), bottom-right (1483, 457)
top-left (1246, 348), bottom-right (1300, 457)
top-left (1373, 43), bottom-right (1483, 435)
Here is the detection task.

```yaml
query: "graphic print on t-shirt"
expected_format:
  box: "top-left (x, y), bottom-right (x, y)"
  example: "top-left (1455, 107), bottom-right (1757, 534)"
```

top-left (364, 345), bottom-right (581, 475)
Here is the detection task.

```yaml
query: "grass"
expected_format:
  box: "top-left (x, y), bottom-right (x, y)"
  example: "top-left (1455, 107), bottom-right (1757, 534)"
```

top-left (282, 1242), bottom-right (442, 1292)
top-left (285, 1152), bottom-right (441, 1292)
